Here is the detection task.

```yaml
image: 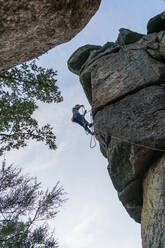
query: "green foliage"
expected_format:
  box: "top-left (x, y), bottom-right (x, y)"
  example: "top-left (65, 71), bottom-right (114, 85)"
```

top-left (0, 160), bottom-right (66, 247)
top-left (0, 60), bottom-right (63, 154)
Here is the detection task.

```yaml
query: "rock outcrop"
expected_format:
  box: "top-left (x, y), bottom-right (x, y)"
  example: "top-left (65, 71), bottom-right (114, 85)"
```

top-left (0, 0), bottom-right (101, 73)
top-left (68, 11), bottom-right (165, 248)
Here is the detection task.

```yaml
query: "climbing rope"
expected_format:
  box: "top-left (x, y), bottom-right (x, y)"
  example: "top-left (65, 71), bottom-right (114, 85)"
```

top-left (90, 134), bottom-right (96, 148)
top-left (89, 110), bottom-right (96, 149)
top-left (111, 135), bottom-right (165, 152)
top-left (81, 107), bottom-right (97, 148)
top-left (80, 106), bottom-right (165, 151)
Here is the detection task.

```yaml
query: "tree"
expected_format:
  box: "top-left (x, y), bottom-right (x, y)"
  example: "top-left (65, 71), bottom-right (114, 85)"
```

top-left (0, 60), bottom-right (63, 155)
top-left (0, 160), bottom-right (66, 248)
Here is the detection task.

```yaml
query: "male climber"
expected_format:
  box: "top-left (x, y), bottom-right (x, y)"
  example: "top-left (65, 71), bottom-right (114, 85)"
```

top-left (72, 104), bottom-right (94, 135)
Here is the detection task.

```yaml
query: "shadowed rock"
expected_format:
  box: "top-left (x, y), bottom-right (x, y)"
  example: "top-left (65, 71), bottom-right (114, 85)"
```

top-left (147, 11), bottom-right (165, 34)
top-left (67, 45), bottom-right (101, 75)
top-left (0, 0), bottom-right (101, 72)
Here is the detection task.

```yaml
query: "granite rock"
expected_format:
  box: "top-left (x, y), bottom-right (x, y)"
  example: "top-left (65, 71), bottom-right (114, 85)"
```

top-left (0, 0), bottom-right (101, 72)
top-left (68, 30), bottom-right (165, 224)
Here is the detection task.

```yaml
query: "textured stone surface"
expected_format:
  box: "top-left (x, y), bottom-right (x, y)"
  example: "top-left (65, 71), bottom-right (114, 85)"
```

top-left (95, 85), bottom-right (165, 222)
top-left (141, 155), bottom-right (165, 248)
top-left (91, 48), bottom-right (165, 112)
top-left (147, 11), bottom-right (165, 34)
top-left (68, 30), bottom-right (165, 223)
top-left (116, 28), bottom-right (144, 45)
top-left (67, 45), bottom-right (101, 75)
top-left (0, 0), bottom-right (101, 72)
top-left (68, 42), bottom-right (120, 104)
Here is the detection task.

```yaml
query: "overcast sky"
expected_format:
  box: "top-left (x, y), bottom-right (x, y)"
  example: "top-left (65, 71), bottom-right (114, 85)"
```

top-left (2, 1), bottom-right (165, 247)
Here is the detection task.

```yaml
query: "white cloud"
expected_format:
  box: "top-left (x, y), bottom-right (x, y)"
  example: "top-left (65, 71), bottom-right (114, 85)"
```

top-left (61, 208), bottom-right (101, 248)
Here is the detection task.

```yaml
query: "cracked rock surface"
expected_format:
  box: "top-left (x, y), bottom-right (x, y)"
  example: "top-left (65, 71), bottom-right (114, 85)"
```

top-left (0, 0), bottom-right (101, 72)
top-left (68, 26), bottom-right (165, 224)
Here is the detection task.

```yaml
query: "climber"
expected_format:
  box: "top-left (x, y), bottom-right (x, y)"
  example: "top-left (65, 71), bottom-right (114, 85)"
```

top-left (72, 104), bottom-right (94, 135)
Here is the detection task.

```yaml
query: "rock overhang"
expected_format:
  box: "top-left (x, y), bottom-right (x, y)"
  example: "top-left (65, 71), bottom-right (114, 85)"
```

top-left (0, 0), bottom-right (101, 73)
top-left (68, 31), bottom-right (165, 114)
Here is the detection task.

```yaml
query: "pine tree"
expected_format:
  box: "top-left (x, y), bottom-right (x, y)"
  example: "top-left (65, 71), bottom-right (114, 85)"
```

top-left (0, 160), bottom-right (66, 248)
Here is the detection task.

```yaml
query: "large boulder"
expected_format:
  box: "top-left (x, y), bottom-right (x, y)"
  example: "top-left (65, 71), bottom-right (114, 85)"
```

top-left (68, 31), bottom-right (165, 223)
top-left (0, 0), bottom-right (101, 72)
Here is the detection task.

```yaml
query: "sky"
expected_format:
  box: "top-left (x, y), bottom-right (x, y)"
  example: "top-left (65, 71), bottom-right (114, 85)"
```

top-left (1, 1), bottom-right (165, 247)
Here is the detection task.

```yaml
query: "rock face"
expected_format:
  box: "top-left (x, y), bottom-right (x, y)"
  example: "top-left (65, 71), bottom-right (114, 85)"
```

top-left (68, 11), bottom-right (165, 247)
top-left (68, 29), bottom-right (165, 223)
top-left (0, 0), bottom-right (101, 72)
top-left (141, 155), bottom-right (165, 248)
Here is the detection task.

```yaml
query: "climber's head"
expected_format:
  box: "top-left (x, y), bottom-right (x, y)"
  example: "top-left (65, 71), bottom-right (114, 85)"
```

top-left (75, 104), bottom-right (81, 108)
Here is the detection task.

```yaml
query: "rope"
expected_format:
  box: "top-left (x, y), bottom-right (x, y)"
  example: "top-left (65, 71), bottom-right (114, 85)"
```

top-left (79, 107), bottom-right (165, 151)
top-left (90, 134), bottom-right (96, 148)
top-left (82, 108), bottom-right (97, 148)
top-left (89, 110), bottom-right (96, 148)
top-left (111, 135), bottom-right (165, 152)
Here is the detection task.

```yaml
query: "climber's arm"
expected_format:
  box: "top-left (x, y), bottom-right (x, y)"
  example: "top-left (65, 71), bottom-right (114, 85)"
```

top-left (83, 109), bottom-right (87, 116)
top-left (76, 104), bottom-right (84, 110)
